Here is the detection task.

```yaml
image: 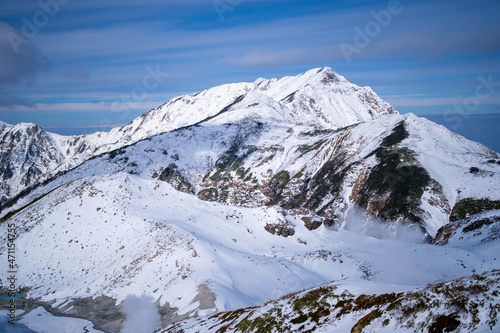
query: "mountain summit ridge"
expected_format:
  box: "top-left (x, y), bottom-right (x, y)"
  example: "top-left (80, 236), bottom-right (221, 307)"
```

top-left (108, 66), bottom-right (396, 145)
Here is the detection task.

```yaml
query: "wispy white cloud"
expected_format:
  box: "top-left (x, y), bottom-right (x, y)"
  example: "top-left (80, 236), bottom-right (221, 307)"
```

top-left (0, 101), bottom-right (160, 113)
top-left (221, 45), bottom-right (336, 67)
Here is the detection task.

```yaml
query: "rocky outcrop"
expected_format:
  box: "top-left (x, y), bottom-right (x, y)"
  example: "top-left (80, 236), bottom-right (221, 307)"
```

top-left (0, 123), bottom-right (63, 209)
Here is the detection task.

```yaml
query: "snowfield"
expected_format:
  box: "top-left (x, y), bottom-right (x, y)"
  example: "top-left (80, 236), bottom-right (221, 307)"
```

top-left (1, 172), bottom-right (499, 331)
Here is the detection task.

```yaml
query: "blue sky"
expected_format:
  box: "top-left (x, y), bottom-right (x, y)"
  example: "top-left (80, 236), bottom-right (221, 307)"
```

top-left (0, 0), bottom-right (500, 138)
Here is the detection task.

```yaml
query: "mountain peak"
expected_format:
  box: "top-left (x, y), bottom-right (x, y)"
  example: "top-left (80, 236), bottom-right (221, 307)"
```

top-left (252, 67), bottom-right (397, 129)
top-left (308, 66), bottom-right (341, 80)
top-left (103, 67), bottom-right (397, 149)
top-left (2, 122), bottom-right (45, 137)
top-left (293, 66), bottom-right (346, 86)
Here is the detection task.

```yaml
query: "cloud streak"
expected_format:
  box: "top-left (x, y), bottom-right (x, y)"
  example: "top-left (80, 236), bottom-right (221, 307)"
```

top-left (0, 101), bottom-right (160, 113)
top-left (0, 22), bottom-right (52, 85)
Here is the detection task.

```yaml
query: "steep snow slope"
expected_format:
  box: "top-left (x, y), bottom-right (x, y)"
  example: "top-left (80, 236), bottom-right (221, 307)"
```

top-left (255, 67), bottom-right (396, 128)
top-left (433, 209), bottom-right (500, 249)
top-left (0, 172), bottom-right (497, 328)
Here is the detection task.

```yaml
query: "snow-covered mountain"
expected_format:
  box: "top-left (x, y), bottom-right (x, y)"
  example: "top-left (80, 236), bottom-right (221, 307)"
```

top-left (5, 112), bottom-right (497, 237)
top-left (107, 66), bottom-right (396, 141)
top-left (1, 67), bottom-right (499, 333)
top-left (0, 67), bottom-right (395, 210)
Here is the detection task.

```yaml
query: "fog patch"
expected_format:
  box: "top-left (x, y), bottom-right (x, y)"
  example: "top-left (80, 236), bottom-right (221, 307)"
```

top-left (120, 295), bottom-right (161, 333)
top-left (343, 206), bottom-right (427, 243)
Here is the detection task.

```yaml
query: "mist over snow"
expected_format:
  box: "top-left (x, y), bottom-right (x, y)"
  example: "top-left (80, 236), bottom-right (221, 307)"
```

top-left (343, 206), bottom-right (427, 243)
top-left (120, 295), bottom-right (161, 333)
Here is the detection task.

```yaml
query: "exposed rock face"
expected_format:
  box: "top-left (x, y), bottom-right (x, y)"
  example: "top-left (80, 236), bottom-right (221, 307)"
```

top-left (0, 123), bottom-right (63, 208)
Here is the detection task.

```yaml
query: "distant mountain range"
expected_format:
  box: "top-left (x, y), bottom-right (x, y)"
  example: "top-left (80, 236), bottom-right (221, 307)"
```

top-left (1, 67), bottom-right (499, 333)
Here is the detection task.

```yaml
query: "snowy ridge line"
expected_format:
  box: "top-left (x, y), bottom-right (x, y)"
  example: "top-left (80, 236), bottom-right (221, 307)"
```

top-left (0, 67), bottom-right (396, 208)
